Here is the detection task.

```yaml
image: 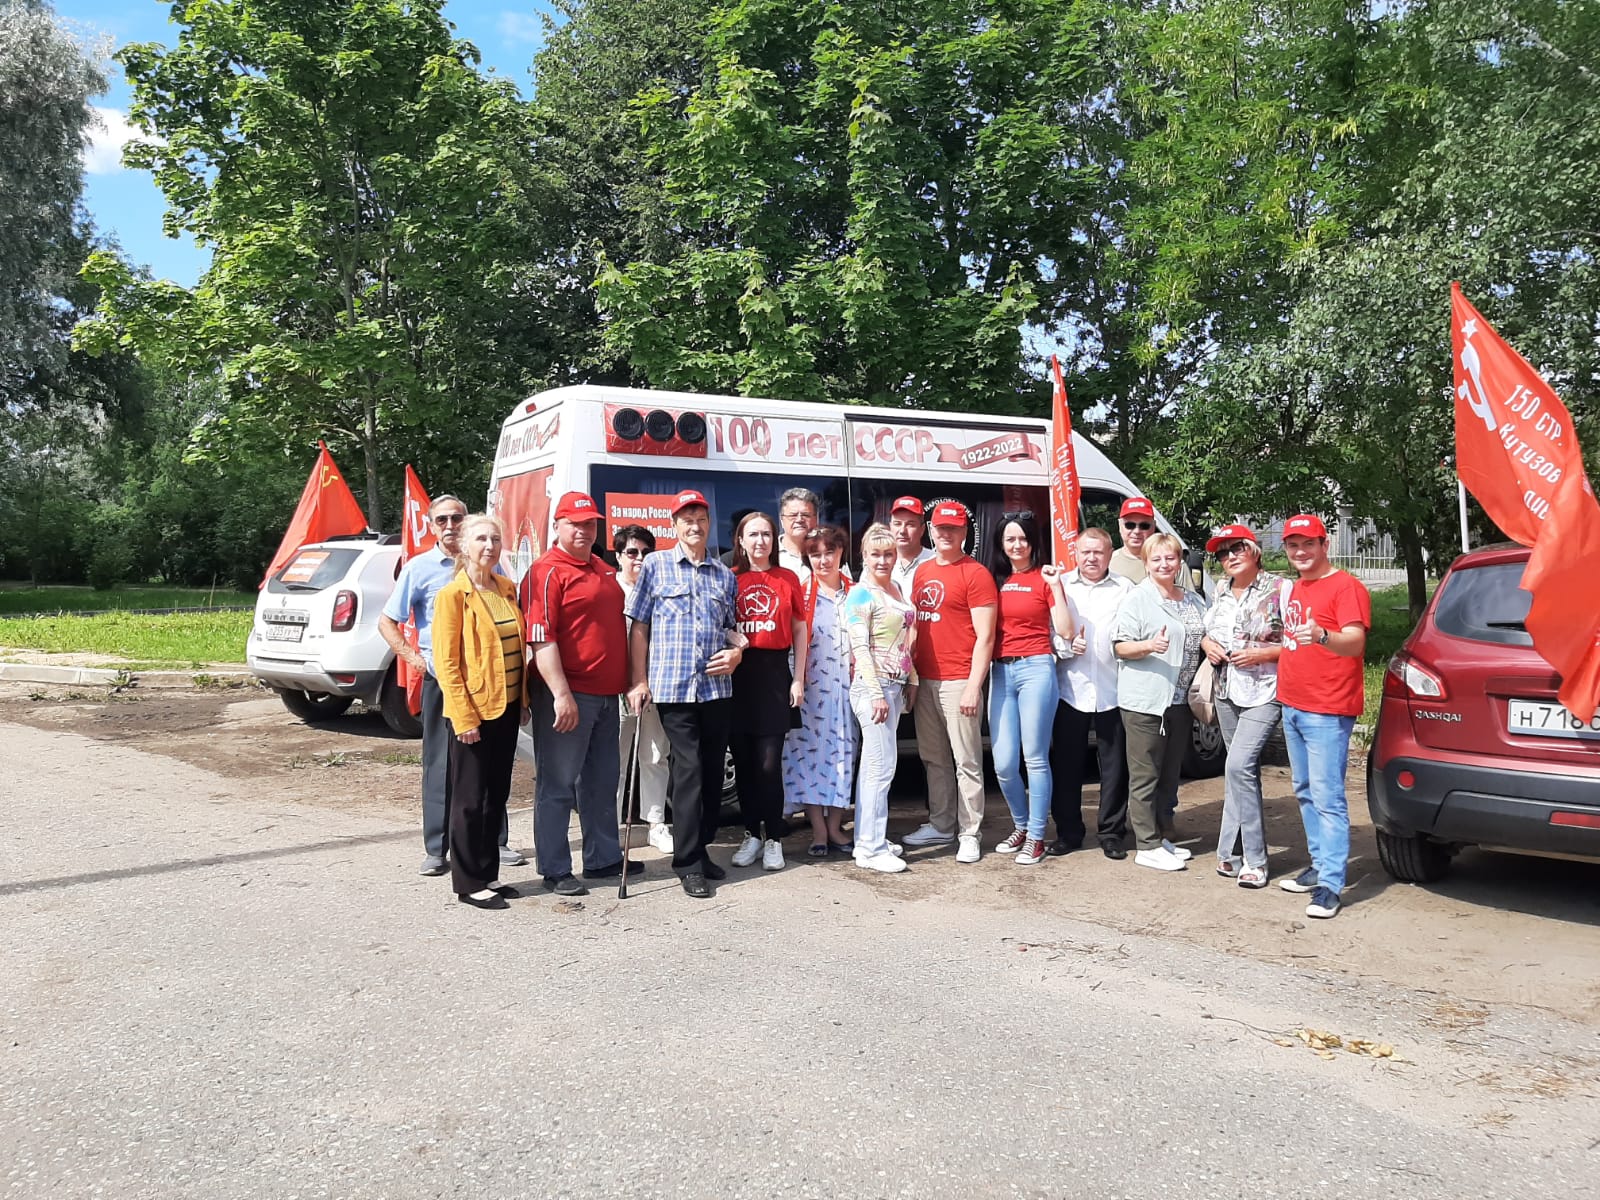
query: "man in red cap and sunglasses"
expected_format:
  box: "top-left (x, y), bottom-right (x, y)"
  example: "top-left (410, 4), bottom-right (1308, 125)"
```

top-left (523, 491), bottom-right (633, 897)
top-left (1112, 497), bottom-right (1157, 583)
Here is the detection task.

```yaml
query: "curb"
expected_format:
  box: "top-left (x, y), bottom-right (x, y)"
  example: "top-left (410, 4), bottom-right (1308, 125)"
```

top-left (0, 663), bottom-right (257, 689)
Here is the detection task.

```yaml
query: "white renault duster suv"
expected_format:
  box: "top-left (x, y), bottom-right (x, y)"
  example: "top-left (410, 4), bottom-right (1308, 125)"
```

top-left (247, 533), bottom-right (421, 737)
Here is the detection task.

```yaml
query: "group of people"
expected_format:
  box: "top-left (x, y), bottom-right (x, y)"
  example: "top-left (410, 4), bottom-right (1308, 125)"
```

top-left (379, 487), bottom-right (1371, 921)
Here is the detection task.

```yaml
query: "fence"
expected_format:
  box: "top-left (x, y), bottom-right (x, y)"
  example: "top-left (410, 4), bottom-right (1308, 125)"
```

top-left (1255, 512), bottom-right (1408, 587)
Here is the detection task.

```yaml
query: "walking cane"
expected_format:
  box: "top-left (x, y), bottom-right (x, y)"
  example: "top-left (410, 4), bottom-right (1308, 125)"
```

top-left (618, 706), bottom-right (642, 900)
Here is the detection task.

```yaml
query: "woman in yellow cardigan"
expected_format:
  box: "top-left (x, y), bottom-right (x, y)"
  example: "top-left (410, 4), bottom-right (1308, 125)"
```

top-left (433, 515), bottom-right (528, 910)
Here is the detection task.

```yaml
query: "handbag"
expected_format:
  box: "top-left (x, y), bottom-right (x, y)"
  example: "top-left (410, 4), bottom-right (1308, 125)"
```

top-left (1188, 657), bottom-right (1218, 725)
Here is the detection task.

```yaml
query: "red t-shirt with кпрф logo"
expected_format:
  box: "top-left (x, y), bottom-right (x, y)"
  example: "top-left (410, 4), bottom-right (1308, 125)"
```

top-left (911, 555), bottom-right (999, 681)
top-left (734, 567), bottom-right (803, 651)
top-left (1277, 570), bottom-right (1372, 717)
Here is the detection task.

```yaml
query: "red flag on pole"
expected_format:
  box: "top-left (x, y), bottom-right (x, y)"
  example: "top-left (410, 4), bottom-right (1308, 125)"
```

top-left (396, 466), bottom-right (436, 715)
top-left (1048, 355), bottom-right (1081, 572)
top-left (260, 442), bottom-right (367, 588)
top-left (1452, 283), bottom-right (1600, 720)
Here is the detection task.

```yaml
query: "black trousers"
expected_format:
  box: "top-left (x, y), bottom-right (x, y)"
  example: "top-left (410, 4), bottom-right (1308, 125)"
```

top-left (446, 705), bottom-right (520, 894)
top-left (1048, 702), bottom-right (1130, 846)
top-left (657, 699), bottom-right (734, 875)
top-left (730, 732), bottom-right (786, 840)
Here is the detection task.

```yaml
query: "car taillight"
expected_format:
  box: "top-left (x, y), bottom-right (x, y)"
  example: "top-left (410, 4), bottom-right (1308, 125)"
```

top-left (1384, 653), bottom-right (1445, 700)
top-left (331, 590), bottom-right (358, 632)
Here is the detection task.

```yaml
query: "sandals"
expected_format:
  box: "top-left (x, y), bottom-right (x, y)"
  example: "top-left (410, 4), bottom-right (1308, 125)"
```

top-left (828, 841), bottom-right (855, 855)
top-left (1215, 859), bottom-right (1239, 879)
top-left (807, 843), bottom-right (829, 858)
top-left (1238, 865), bottom-right (1269, 889)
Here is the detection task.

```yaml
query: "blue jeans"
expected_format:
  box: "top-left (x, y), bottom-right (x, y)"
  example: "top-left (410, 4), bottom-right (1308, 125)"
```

top-left (533, 689), bottom-right (622, 879)
top-left (988, 655), bottom-right (1058, 839)
top-left (1281, 706), bottom-right (1356, 893)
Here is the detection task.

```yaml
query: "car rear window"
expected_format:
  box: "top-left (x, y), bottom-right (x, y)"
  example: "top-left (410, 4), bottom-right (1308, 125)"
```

top-left (266, 548), bottom-right (365, 593)
top-left (1432, 562), bottom-right (1533, 647)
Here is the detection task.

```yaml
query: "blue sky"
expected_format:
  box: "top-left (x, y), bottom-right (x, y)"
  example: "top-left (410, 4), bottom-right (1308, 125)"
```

top-left (63, 0), bottom-right (559, 287)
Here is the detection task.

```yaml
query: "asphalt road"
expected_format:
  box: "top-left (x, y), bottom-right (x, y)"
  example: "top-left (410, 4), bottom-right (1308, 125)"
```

top-left (5, 718), bottom-right (1599, 1199)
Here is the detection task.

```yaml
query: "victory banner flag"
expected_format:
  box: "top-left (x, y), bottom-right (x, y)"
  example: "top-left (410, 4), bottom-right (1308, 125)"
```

top-left (261, 442), bottom-right (367, 588)
top-left (1452, 284), bottom-right (1600, 720)
top-left (1047, 355), bottom-right (1081, 572)
top-left (396, 466), bottom-right (436, 714)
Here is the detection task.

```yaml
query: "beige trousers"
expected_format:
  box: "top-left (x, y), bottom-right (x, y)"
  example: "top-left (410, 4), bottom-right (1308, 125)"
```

top-left (913, 679), bottom-right (986, 837)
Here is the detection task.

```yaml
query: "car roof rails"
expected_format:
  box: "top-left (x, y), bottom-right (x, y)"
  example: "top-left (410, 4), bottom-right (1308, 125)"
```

top-left (321, 531), bottom-right (385, 543)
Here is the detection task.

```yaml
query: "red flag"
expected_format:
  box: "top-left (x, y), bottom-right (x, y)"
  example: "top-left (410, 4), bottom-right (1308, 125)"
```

top-left (1047, 355), bottom-right (1081, 572)
top-left (1452, 284), bottom-right (1600, 720)
top-left (1452, 283), bottom-right (1576, 547)
top-left (261, 442), bottom-right (367, 588)
top-left (396, 466), bottom-right (436, 715)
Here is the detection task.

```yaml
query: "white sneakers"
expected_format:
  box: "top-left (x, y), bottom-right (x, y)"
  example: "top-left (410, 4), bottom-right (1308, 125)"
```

top-left (761, 839), bottom-right (785, 871)
top-left (647, 823), bottom-right (674, 854)
top-left (1161, 839), bottom-right (1193, 861)
top-left (994, 828), bottom-right (1027, 855)
top-left (857, 851), bottom-right (907, 873)
top-left (1134, 846), bottom-right (1189, 872)
top-left (902, 823), bottom-right (956, 847)
top-left (731, 835), bottom-right (763, 867)
top-left (956, 835), bottom-right (981, 864)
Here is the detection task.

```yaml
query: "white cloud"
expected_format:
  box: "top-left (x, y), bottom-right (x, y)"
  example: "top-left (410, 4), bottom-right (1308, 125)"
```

top-left (82, 106), bottom-right (158, 175)
top-left (495, 11), bottom-right (547, 48)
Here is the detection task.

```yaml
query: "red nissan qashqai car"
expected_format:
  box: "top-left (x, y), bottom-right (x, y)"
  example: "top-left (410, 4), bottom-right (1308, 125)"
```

top-left (1367, 543), bottom-right (1600, 882)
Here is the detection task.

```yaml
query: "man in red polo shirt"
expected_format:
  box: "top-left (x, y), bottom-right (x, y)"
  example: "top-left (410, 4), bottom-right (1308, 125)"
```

top-left (903, 501), bottom-right (998, 863)
top-left (523, 492), bottom-right (635, 897)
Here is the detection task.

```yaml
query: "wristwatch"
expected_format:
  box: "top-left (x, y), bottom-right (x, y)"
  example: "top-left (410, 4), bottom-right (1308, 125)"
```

top-left (1316, 627), bottom-right (1330, 646)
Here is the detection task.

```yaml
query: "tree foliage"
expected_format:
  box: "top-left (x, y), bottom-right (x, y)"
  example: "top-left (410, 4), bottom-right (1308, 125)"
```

top-left (76, 0), bottom-right (565, 528)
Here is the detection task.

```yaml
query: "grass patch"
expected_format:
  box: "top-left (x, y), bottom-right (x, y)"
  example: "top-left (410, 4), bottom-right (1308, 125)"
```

top-left (0, 611), bottom-right (253, 664)
top-left (0, 585), bottom-right (255, 616)
top-left (1360, 582), bottom-right (1433, 732)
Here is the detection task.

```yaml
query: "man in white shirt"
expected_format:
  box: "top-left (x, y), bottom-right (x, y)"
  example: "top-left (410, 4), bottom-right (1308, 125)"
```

top-left (777, 487), bottom-right (821, 585)
top-left (1050, 527), bottom-right (1135, 858)
top-left (889, 495), bottom-right (934, 596)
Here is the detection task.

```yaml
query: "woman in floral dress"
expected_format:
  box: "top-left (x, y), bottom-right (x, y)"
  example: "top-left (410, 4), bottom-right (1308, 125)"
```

top-left (783, 525), bottom-right (859, 855)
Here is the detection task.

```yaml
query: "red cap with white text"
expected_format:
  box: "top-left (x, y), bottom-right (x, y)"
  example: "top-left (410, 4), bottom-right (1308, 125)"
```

top-left (671, 489), bottom-right (710, 516)
top-left (554, 492), bottom-right (600, 522)
top-left (1204, 523), bottom-right (1258, 554)
top-left (1119, 496), bottom-right (1155, 519)
top-left (929, 501), bottom-right (969, 527)
top-left (1282, 513), bottom-right (1328, 539)
top-left (890, 496), bottom-right (924, 517)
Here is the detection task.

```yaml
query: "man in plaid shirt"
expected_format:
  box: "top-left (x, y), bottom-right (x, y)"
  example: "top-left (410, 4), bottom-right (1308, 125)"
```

top-left (626, 490), bottom-right (744, 898)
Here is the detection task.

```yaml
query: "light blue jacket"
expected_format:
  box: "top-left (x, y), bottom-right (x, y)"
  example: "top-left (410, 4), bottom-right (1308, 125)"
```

top-left (1112, 579), bottom-right (1209, 716)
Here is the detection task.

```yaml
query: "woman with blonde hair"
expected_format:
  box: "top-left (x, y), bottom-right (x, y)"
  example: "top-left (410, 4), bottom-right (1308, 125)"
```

top-left (1112, 531), bottom-right (1209, 872)
top-left (433, 514), bottom-right (528, 909)
top-left (845, 523), bottom-right (918, 874)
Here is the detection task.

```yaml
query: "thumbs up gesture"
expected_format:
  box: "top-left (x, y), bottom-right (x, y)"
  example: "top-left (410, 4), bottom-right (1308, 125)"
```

top-left (1150, 625), bottom-right (1170, 655)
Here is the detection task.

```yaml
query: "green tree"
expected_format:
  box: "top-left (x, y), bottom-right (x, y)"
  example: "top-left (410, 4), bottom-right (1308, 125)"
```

top-left (595, 0), bottom-right (1155, 411)
top-left (0, 0), bottom-right (105, 409)
top-left (76, 0), bottom-right (562, 529)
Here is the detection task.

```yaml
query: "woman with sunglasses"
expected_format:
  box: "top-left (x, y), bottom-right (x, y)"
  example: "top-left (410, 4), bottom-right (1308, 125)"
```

top-left (613, 524), bottom-right (673, 856)
top-left (727, 511), bottom-right (809, 873)
top-left (987, 512), bottom-right (1074, 865)
top-left (1198, 524), bottom-right (1284, 888)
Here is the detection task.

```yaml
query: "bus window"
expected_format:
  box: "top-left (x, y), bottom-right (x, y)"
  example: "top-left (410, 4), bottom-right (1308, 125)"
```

top-left (588, 465), bottom-right (849, 561)
top-left (851, 479), bottom-right (1050, 566)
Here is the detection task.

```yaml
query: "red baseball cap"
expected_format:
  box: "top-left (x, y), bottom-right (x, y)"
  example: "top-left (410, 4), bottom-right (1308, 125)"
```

top-left (1119, 496), bottom-right (1155, 520)
top-left (671, 489), bottom-right (710, 516)
top-left (554, 491), bottom-right (600, 522)
top-left (1204, 524), bottom-right (1258, 554)
top-left (929, 501), bottom-right (969, 528)
top-left (890, 496), bottom-right (924, 517)
top-left (1282, 513), bottom-right (1328, 539)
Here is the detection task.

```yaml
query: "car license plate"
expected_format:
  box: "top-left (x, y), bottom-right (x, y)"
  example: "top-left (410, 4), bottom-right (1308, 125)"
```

top-left (264, 624), bottom-right (304, 643)
top-left (1507, 699), bottom-right (1600, 740)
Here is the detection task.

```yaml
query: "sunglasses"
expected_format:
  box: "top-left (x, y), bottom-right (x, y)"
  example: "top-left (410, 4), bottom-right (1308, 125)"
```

top-left (1123, 520), bottom-right (1153, 531)
top-left (1214, 542), bottom-right (1252, 559)
top-left (433, 513), bottom-right (466, 525)
top-left (619, 547), bottom-right (647, 559)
